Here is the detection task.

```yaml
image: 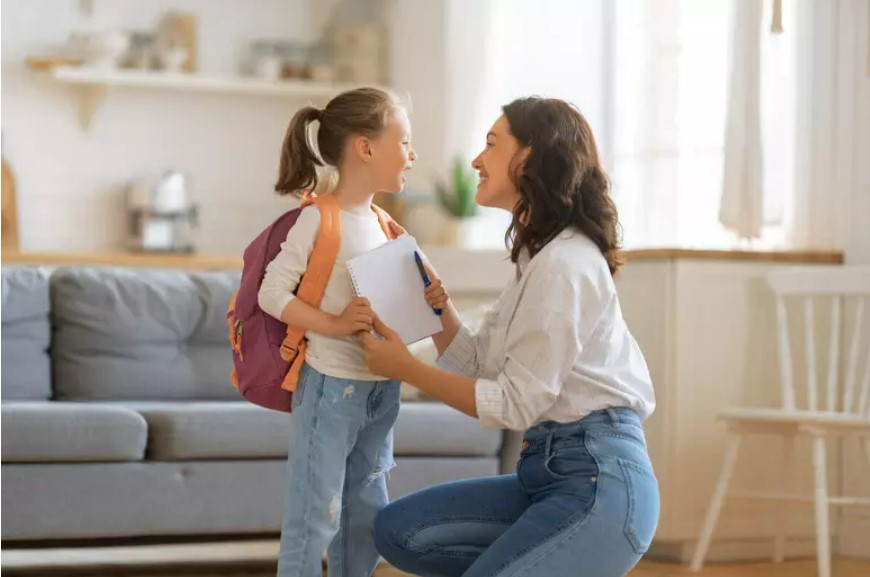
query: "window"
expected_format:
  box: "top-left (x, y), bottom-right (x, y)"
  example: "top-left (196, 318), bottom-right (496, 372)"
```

top-left (452, 0), bottom-right (797, 250)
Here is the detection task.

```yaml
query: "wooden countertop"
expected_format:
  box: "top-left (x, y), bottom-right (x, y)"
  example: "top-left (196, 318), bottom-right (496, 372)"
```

top-left (1, 248), bottom-right (844, 268)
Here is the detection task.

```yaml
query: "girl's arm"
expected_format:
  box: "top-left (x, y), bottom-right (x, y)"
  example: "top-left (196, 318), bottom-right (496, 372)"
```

top-left (259, 207), bottom-right (373, 337)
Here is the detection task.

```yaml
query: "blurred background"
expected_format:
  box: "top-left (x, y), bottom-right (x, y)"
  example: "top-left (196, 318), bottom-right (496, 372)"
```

top-left (2, 0), bottom-right (867, 258)
top-left (1, 1), bottom-right (868, 576)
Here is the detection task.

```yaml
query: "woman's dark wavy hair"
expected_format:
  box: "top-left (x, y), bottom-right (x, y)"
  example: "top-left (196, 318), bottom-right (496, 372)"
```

top-left (502, 97), bottom-right (623, 274)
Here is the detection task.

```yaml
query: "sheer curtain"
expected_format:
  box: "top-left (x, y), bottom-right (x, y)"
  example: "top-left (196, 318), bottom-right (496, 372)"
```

top-left (446, 0), bottom-right (799, 250)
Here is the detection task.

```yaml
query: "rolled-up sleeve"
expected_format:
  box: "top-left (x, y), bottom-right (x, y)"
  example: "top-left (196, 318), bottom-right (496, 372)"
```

top-left (435, 323), bottom-right (480, 376)
top-left (474, 271), bottom-right (590, 430)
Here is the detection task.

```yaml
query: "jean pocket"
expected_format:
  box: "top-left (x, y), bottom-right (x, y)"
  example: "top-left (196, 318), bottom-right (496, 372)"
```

top-left (543, 445), bottom-right (596, 480)
top-left (618, 459), bottom-right (660, 554)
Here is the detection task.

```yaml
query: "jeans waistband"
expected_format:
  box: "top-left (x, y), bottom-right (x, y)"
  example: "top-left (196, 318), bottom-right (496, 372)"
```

top-left (523, 407), bottom-right (642, 444)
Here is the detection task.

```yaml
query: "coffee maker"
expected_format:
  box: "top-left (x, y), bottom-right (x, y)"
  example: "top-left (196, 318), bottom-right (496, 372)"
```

top-left (125, 171), bottom-right (198, 253)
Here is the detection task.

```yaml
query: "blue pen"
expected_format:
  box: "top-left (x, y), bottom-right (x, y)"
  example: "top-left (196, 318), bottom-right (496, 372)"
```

top-left (414, 250), bottom-right (442, 316)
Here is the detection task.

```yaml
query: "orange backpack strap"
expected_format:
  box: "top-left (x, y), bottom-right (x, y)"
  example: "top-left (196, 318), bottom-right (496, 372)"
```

top-left (279, 194), bottom-right (341, 391)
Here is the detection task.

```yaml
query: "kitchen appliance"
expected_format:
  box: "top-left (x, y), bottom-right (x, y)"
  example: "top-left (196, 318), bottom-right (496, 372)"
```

top-left (125, 170), bottom-right (197, 253)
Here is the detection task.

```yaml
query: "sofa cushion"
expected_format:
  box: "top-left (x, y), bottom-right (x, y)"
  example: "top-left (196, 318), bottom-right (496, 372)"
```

top-left (393, 402), bottom-right (502, 456)
top-left (1, 402), bottom-right (147, 462)
top-left (1, 267), bottom-right (52, 400)
top-left (105, 401), bottom-right (500, 461)
top-left (51, 267), bottom-right (241, 401)
top-left (117, 402), bottom-right (291, 461)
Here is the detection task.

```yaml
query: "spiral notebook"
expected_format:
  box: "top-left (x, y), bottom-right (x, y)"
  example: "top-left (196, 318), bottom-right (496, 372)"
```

top-left (346, 234), bottom-right (442, 344)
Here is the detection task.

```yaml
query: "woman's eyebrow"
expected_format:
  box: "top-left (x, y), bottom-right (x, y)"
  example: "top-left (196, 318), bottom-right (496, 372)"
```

top-left (486, 132), bottom-right (497, 139)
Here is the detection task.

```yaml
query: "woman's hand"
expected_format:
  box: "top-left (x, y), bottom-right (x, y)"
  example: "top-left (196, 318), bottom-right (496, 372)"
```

top-left (424, 277), bottom-right (450, 311)
top-left (358, 316), bottom-right (419, 381)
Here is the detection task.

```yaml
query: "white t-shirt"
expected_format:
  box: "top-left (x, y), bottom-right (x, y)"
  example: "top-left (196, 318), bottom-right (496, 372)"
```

top-left (437, 229), bottom-right (656, 430)
top-left (258, 205), bottom-right (389, 381)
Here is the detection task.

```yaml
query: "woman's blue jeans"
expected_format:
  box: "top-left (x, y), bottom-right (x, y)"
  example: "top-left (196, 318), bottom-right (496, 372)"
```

top-left (375, 408), bottom-right (659, 577)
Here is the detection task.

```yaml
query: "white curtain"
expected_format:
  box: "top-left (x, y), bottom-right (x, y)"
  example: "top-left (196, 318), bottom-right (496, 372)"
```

top-left (719, 0), bottom-right (764, 239)
top-left (442, 0), bottom-right (739, 249)
top-left (437, 0), bottom-right (865, 252)
top-left (790, 0), bottom-right (870, 260)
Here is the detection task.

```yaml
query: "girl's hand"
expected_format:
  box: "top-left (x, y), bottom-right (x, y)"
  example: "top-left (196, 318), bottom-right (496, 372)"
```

top-left (358, 315), bottom-right (418, 381)
top-left (388, 220), bottom-right (407, 238)
top-left (328, 297), bottom-right (374, 337)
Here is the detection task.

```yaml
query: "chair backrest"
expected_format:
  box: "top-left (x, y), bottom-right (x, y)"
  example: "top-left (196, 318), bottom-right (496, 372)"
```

top-left (767, 266), bottom-right (870, 416)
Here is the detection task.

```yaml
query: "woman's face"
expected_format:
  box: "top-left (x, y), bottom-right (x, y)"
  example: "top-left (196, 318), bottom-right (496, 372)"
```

top-left (471, 115), bottom-right (524, 211)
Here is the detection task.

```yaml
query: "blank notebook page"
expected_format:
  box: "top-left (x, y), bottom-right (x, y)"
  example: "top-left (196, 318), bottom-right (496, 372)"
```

top-left (346, 234), bottom-right (442, 344)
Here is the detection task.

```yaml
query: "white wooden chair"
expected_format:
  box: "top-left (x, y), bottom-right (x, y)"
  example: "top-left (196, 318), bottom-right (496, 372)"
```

top-left (690, 266), bottom-right (870, 577)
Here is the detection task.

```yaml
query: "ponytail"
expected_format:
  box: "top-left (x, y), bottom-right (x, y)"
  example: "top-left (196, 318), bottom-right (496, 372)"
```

top-left (274, 88), bottom-right (403, 197)
top-left (275, 106), bottom-right (323, 196)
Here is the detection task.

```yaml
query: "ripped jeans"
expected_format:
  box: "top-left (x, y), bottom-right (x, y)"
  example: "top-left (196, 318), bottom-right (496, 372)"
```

top-left (277, 363), bottom-right (401, 577)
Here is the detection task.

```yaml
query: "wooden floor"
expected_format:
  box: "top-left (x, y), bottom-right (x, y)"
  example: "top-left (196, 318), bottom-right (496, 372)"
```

top-left (375, 558), bottom-right (869, 577)
top-left (2, 539), bottom-right (868, 577)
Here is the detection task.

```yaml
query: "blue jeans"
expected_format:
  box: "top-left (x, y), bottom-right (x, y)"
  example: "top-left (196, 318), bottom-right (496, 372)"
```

top-left (278, 363), bottom-right (401, 577)
top-left (375, 408), bottom-right (659, 577)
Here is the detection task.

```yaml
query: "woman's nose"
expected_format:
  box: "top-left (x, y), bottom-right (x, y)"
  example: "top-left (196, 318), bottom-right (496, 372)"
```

top-left (409, 149), bottom-right (417, 162)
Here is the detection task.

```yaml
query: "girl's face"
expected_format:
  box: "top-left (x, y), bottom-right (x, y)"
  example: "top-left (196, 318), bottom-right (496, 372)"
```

top-left (369, 109), bottom-right (416, 194)
top-left (471, 115), bottom-right (524, 211)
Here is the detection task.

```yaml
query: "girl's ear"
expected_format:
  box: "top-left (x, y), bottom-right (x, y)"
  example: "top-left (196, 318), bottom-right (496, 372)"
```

top-left (352, 136), bottom-right (374, 162)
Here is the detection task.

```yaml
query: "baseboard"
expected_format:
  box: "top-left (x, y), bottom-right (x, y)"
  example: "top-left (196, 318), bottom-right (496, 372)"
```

top-left (839, 510), bottom-right (870, 559)
top-left (647, 536), bottom-right (820, 563)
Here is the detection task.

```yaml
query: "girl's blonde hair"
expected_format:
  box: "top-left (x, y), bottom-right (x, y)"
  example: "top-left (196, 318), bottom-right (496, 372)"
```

top-left (275, 87), bottom-right (404, 197)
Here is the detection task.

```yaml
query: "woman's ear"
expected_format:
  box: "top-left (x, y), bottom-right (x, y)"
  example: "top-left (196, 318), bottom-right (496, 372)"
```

top-left (509, 146), bottom-right (531, 180)
top-left (515, 146), bottom-right (531, 174)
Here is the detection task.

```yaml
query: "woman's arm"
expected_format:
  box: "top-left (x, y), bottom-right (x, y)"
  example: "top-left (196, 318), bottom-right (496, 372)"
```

top-left (359, 316), bottom-right (478, 418)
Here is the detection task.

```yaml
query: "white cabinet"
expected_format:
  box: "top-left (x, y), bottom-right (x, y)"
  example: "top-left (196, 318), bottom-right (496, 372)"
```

top-left (616, 258), bottom-right (843, 559)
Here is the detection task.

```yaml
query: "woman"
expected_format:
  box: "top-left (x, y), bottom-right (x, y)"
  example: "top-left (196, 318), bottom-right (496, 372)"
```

top-left (359, 97), bottom-right (659, 577)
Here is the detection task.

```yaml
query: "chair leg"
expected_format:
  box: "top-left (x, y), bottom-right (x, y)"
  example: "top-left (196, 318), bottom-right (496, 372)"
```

top-left (690, 434), bottom-right (742, 572)
top-left (811, 435), bottom-right (831, 577)
top-left (773, 434), bottom-right (795, 563)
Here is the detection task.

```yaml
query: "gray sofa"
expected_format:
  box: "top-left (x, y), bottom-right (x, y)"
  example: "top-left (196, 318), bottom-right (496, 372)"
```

top-left (1, 266), bottom-right (512, 541)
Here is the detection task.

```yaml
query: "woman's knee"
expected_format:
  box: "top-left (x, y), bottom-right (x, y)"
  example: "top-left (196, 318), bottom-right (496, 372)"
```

top-left (373, 501), bottom-right (407, 557)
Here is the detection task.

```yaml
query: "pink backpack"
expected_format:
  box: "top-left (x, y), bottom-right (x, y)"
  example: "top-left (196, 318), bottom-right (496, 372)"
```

top-left (227, 194), bottom-right (394, 412)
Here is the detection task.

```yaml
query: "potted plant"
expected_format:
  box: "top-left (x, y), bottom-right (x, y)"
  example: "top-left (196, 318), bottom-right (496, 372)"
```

top-left (435, 156), bottom-right (479, 246)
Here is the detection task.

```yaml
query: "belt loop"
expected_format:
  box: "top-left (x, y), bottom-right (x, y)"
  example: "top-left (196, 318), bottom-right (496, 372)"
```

top-left (544, 432), bottom-right (553, 456)
top-left (605, 407), bottom-right (620, 427)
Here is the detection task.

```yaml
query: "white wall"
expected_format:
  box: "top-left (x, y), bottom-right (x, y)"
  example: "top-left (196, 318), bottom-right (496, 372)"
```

top-left (838, 0), bottom-right (870, 555)
top-left (1, 0), bottom-right (319, 253)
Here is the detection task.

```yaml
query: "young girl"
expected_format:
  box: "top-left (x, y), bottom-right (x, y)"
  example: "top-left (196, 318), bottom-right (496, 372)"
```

top-left (257, 88), bottom-right (416, 577)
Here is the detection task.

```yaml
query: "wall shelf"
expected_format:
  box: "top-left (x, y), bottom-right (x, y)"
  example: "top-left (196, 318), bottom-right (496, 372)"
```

top-left (43, 66), bottom-right (380, 129)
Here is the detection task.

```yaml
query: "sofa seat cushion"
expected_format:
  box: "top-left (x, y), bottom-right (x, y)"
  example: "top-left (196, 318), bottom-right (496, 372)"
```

top-left (393, 403), bottom-right (502, 456)
top-left (1, 402), bottom-right (148, 463)
top-left (111, 402), bottom-right (292, 461)
top-left (105, 401), bottom-right (501, 461)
